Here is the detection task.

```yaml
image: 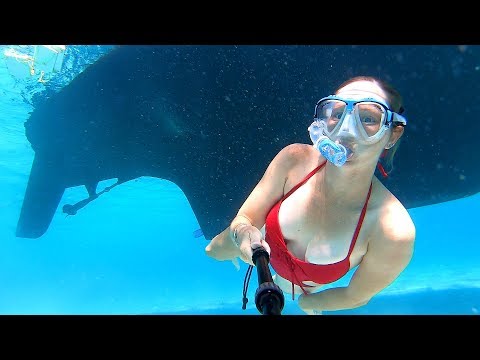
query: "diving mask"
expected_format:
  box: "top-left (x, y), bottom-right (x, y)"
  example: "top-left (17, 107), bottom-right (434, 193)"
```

top-left (312, 95), bottom-right (407, 145)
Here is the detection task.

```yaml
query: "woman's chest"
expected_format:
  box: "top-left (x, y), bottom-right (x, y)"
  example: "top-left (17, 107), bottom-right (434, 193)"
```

top-left (277, 185), bottom-right (373, 266)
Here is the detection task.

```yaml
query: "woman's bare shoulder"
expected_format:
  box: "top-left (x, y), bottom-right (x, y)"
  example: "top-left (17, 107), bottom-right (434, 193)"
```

top-left (281, 142), bottom-right (316, 156)
top-left (276, 143), bottom-right (319, 169)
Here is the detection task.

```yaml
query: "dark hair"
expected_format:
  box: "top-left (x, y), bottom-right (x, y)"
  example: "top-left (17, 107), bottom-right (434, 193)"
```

top-left (335, 76), bottom-right (405, 174)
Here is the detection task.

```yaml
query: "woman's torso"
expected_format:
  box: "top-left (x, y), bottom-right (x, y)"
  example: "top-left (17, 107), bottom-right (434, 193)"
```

top-left (262, 144), bottom-right (397, 293)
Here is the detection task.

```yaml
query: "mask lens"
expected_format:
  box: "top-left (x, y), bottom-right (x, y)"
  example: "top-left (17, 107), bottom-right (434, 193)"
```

top-left (316, 100), bottom-right (347, 133)
top-left (355, 102), bottom-right (386, 138)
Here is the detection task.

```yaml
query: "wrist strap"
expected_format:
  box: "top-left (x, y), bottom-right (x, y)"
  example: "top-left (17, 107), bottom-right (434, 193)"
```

top-left (233, 223), bottom-right (249, 247)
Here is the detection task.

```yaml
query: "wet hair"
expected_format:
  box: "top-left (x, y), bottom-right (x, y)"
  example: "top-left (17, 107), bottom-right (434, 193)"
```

top-left (334, 76), bottom-right (405, 175)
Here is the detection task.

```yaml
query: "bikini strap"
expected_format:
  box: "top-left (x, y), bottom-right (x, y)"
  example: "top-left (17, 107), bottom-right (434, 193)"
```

top-left (347, 181), bottom-right (373, 256)
top-left (282, 161), bottom-right (327, 201)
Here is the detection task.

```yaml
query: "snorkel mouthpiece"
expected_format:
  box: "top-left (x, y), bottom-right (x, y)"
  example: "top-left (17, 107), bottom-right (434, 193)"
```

top-left (315, 137), bottom-right (347, 167)
top-left (308, 121), bottom-right (348, 167)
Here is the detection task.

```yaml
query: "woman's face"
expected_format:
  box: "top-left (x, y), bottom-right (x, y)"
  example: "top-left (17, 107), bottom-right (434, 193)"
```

top-left (332, 81), bottom-right (403, 163)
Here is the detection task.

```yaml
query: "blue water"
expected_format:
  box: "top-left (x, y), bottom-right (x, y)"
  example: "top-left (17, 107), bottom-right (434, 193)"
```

top-left (0, 45), bottom-right (479, 315)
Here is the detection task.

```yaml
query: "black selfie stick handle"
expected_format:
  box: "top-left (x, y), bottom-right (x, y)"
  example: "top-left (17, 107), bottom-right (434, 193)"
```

top-left (252, 246), bottom-right (285, 315)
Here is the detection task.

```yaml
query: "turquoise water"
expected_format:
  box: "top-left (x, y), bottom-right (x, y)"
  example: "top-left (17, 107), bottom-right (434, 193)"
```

top-left (0, 45), bottom-right (479, 315)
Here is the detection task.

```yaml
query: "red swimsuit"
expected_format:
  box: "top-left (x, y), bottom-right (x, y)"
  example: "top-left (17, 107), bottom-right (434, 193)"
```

top-left (264, 161), bottom-right (373, 298)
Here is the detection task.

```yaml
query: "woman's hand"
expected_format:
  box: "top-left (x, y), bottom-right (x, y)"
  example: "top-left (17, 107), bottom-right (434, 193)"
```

top-left (235, 225), bottom-right (271, 266)
top-left (205, 228), bottom-right (240, 261)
